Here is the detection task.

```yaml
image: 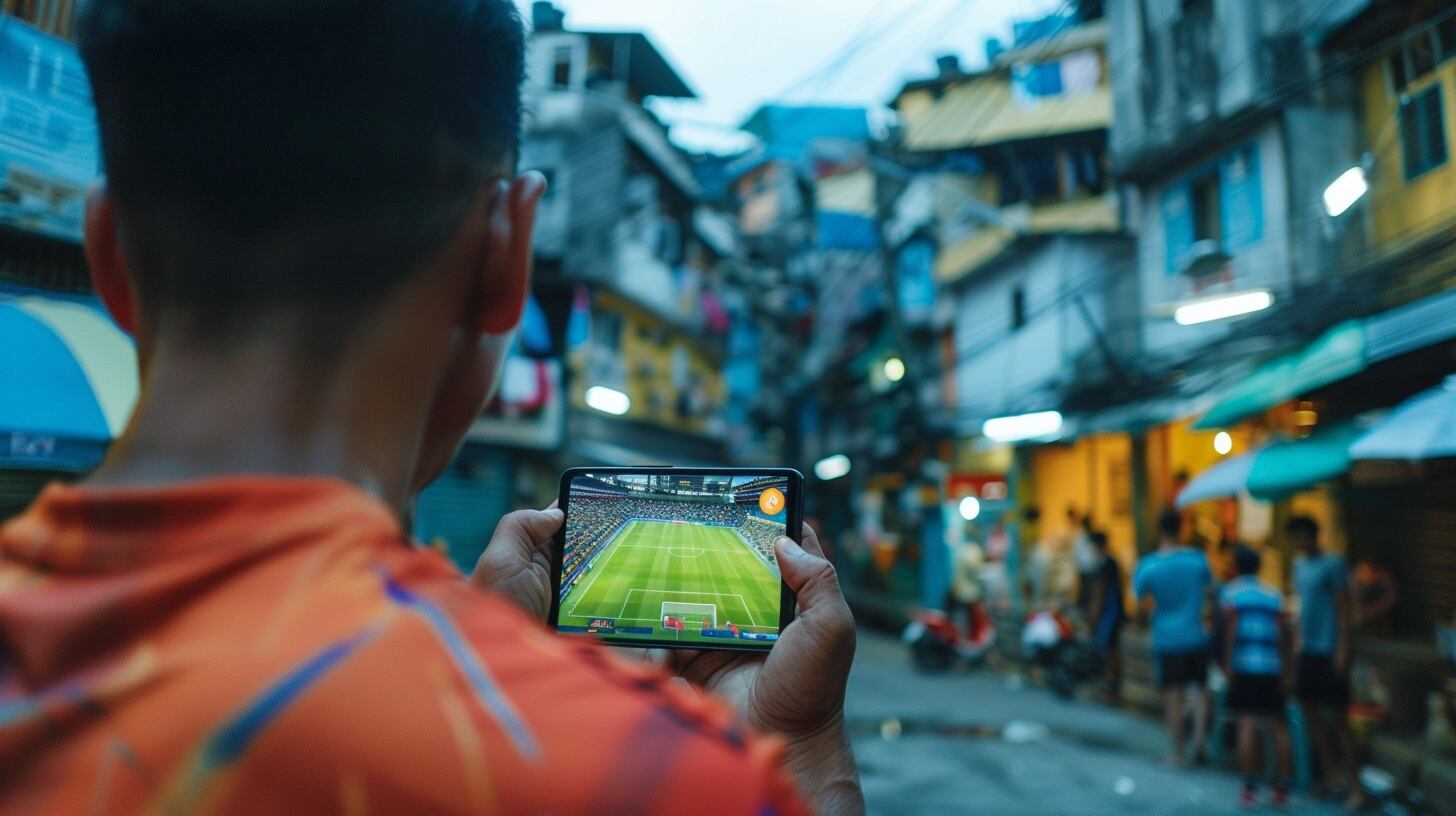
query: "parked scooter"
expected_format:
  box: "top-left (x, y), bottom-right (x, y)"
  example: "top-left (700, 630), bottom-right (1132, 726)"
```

top-left (1021, 609), bottom-right (1101, 698)
top-left (903, 604), bottom-right (996, 672)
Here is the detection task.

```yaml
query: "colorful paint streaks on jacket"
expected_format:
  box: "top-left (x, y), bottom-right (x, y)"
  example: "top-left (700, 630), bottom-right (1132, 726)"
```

top-left (0, 477), bottom-right (808, 815)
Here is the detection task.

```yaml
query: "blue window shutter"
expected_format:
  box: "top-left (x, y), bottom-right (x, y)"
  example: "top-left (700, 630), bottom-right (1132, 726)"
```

top-left (1219, 142), bottom-right (1263, 250)
top-left (1162, 184), bottom-right (1195, 276)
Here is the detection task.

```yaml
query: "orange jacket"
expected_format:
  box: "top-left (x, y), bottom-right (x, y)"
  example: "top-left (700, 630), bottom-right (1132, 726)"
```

top-left (0, 478), bottom-right (806, 815)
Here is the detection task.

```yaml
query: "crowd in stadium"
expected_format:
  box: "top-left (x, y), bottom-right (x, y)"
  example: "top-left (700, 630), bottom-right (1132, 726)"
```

top-left (730, 476), bottom-right (786, 502)
top-left (737, 518), bottom-right (778, 564)
top-left (560, 486), bottom-right (784, 594)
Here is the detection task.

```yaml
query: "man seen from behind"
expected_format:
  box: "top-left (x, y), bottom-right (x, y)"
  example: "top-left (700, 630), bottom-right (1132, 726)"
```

top-left (1134, 508), bottom-right (1213, 766)
top-left (1289, 515), bottom-right (1365, 810)
top-left (0, 2), bottom-right (862, 813)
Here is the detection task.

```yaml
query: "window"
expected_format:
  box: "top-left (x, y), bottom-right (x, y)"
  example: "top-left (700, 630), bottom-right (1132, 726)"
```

top-left (1388, 28), bottom-right (1453, 94)
top-left (1022, 152), bottom-right (1061, 202)
top-left (1010, 286), bottom-right (1027, 332)
top-left (550, 45), bottom-right (573, 89)
top-left (656, 217), bottom-right (682, 265)
top-left (1440, 16), bottom-right (1456, 62)
top-left (1387, 52), bottom-right (1409, 95)
top-left (592, 311), bottom-right (623, 352)
top-left (1410, 31), bottom-right (1439, 79)
top-left (1189, 171), bottom-right (1222, 243)
top-left (11, 0), bottom-right (76, 37)
top-left (1399, 85), bottom-right (1448, 180)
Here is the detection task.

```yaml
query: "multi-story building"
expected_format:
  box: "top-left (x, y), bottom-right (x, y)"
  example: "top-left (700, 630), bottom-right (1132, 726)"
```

top-left (414, 2), bottom-right (743, 567)
top-left (885, 5), bottom-right (1136, 603)
top-left (1305, 1), bottom-right (1456, 758)
top-left (0, 6), bottom-right (132, 518)
top-left (1099, 0), bottom-right (1378, 561)
top-left (720, 104), bottom-right (903, 589)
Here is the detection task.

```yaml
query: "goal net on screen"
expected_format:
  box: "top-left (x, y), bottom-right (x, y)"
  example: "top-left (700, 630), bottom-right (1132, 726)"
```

top-left (661, 601), bottom-right (717, 628)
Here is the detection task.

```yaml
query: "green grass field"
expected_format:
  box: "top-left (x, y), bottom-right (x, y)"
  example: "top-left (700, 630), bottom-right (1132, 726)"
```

top-left (559, 520), bottom-right (782, 646)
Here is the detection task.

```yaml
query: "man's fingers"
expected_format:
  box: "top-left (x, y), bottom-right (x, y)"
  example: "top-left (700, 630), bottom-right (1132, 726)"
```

top-left (491, 508), bottom-right (564, 551)
top-left (798, 522), bottom-right (826, 559)
top-left (774, 536), bottom-right (857, 664)
top-left (775, 537), bottom-right (841, 607)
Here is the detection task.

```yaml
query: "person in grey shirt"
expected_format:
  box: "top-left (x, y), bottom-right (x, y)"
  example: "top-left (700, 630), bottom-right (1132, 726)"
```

top-left (1290, 516), bottom-right (1365, 810)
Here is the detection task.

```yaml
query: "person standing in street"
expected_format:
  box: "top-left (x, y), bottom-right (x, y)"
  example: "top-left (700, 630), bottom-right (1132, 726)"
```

top-left (948, 532), bottom-right (989, 643)
top-left (1072, 509), bottom-right (1100, 618)
top-left (1289, 516), bottom-right (1366, 810)
top-left (1135, 508), bottom-right (1214, 766)
top-left (1220, 546), bottom-right (1293, 809)
top-left (1088, 531), bottom-right (1126, 701)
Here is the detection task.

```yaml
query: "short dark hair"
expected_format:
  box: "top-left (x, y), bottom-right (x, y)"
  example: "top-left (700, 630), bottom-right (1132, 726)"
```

top-left (1091, 531), bottom-right (1109, 551)
top-left (1157, 508), bottom-right (1182, 539)
top-left (78, 0), bottom-right (526, 332)
top-left (1286, 516), bottom-right (1319, 540)
top-left (1234, 545), bottom-right (1261, 577)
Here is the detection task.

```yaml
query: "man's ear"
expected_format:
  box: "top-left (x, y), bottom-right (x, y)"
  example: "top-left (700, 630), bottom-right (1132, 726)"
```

top-left (476, 171), bottom-right (546, 335)
top-left (83, 183), bottom-right (138, 336)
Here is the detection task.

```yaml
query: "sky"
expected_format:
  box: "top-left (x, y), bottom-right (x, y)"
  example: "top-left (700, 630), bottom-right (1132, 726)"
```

top-left (515, 0), bottom-right (1064, 154)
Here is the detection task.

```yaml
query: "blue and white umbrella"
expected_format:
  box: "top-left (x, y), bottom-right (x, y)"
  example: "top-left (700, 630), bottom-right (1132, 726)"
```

top-left (1175, 452), bottom-right (1256, 508)
top-left (0, 289), bottom-right (138, 471)
top-left (1350, 377), bottom-right (1456, 461)
top-left (1177, 423), bottom-right (1360, 507)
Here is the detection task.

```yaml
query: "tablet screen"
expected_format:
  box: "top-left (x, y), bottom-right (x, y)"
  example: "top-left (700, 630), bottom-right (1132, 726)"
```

top-left (556, 471), bottom-right (792, 649)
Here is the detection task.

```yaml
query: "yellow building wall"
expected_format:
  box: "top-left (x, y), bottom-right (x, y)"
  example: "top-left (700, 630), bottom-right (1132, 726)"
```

top-left (572, 292), bottom-right (724, 435)
top-left (1361, 58), bottom-right (1456, 245)
top-left (896, 72), bottom-right (1111, 152)
top-left (1030, 434), bottom-right (1137, 589)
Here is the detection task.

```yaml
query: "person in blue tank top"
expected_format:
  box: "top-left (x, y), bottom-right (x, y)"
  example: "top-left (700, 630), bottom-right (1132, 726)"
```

top-left (1220, 546), bottom-right (1292, 809)
top-left (1289, 516), bottom-right (1365, 810)
top-left (1134, 509), bottom-right (1214, 766)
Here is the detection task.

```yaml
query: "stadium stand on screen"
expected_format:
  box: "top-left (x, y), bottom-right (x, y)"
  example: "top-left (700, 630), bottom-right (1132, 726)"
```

top-left (558, 473), bottom-right (789, 646)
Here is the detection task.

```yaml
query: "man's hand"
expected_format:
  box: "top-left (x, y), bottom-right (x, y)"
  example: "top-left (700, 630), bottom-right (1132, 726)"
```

top-left (662, 524), bottom-right (863, 815)
top-left (471, 507), bottom-right (563, 620)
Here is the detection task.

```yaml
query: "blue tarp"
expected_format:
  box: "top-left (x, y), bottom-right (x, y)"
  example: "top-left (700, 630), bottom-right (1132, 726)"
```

top-left (817, 211), bottom-right (880, 251)
top-left (0, 17), bottom-right (99, 243)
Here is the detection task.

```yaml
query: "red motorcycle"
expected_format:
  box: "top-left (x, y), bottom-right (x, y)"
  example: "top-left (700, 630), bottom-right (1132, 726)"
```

top-left (902, 604), bottom-right (996, 671)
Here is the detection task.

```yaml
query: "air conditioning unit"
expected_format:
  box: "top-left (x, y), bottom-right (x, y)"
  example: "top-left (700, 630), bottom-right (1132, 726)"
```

top-left (1178, 239), bottom-right (1232, 280)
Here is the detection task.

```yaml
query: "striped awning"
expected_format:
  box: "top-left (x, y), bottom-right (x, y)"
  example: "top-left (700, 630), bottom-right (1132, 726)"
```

top-left (0, 288), bottom-right (137, 470)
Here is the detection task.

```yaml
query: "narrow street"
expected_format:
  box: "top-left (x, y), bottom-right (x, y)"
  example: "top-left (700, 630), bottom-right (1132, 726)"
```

top-left (846, 630), bottom-right (1346, 816)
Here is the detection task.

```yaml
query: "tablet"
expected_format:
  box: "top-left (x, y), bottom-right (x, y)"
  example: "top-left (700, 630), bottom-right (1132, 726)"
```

top-left (549, 467), bottom-right (801, 651)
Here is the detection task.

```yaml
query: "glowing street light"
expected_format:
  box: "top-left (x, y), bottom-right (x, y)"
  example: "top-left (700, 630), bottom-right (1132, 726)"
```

top-left (1174, 290), bottom-right (1273, 326)
top-left (982, 411), bottom-right (1063, 442)
top-left (813, 454), bottom-right (852, 481)
top-left (883, 357), bottom-right (906, 383)
top-left (958, 496), bottom-right (981, 521)
top-left (584, 385), bottom-right (630, 416)
top-left (1323, 165), bottom-right (1368, 217)
top-left (1214, 431), bottom-right (1233, 456)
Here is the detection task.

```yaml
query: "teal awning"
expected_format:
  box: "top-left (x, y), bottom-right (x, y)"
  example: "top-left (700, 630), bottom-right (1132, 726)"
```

top-left (1244, 423), bottom-right (1360, 500)
top-left (1177, 422), bottom-right (1359, 506)
top-left (1193, 320), bottom-right (1366, 430)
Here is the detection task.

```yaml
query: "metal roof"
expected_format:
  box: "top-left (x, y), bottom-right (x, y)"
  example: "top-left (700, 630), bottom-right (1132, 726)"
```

top-left (579, 30), bottom-right (696, 99)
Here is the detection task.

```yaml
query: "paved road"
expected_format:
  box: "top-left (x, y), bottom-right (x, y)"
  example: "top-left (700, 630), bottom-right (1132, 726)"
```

top-left (844, 630), bottom-right (1347, 816)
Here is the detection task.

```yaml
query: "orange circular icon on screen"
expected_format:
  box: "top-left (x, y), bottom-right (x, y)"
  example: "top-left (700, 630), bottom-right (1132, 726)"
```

top-left (759, 487), bottom-right (785, 515)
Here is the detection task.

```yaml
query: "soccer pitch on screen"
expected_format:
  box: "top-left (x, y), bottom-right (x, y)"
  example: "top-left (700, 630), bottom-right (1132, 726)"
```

top-left (559, 519), bottom-right (784, 646)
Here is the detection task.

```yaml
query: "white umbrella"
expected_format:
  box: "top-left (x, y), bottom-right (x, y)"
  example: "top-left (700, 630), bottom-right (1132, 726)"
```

top-left (1175, 452), bottom-right (1256, 508)
top-left (1350, 376), bottom-right (1456, 461)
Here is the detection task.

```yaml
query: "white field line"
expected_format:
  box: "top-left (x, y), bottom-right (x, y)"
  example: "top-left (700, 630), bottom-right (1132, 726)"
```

top-left (566, 521), bottom-right (636, 618)
top-left (615, 587), bottom-right (757, 626)
top-left (610, 616), bottom-right (777, 631)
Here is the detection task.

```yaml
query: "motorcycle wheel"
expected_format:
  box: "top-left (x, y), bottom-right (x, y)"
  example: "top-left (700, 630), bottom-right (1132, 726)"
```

top-left (911, 633), bottom-right (953, 672)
